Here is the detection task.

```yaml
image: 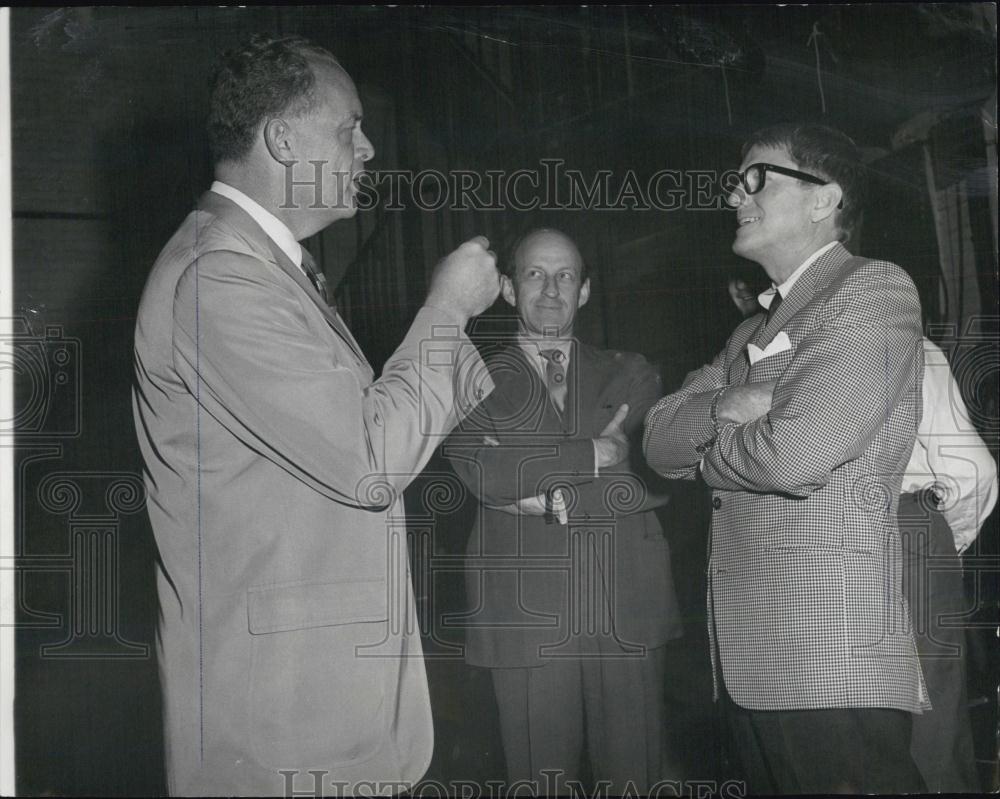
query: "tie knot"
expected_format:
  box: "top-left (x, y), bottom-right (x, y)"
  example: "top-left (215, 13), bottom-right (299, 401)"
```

top-left (765, 290), bottom-right (783, 324)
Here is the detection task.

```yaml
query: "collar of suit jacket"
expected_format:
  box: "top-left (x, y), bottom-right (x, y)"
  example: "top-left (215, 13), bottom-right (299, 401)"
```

top-left (195, 191), bottom-right (368, 365)
top-left (752, 242), bottom-right (853, 350)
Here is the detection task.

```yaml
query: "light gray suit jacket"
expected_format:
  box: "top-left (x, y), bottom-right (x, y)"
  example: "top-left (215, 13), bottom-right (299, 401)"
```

top-left (133, 191), bottom-right (490, 795)
top-left (644, 244), bottom-right (930, 714)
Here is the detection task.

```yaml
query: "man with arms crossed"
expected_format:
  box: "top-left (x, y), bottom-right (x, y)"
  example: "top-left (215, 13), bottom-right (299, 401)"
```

top-left (644, 124), bottom-right (928, 794)
top-left (447, 229), bottom-right (682, 795)
top-left (133, 35), bottom-right (499, 796)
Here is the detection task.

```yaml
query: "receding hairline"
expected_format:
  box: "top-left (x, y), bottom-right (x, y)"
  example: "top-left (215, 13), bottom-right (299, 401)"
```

top-left (286, 56), bottom-right (359, 124)
top-left (513, 228), bottom-right (585, 275)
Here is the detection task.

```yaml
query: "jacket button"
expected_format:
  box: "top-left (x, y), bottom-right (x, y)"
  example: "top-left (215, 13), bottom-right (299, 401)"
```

top-left (712, 496), bottom-right (722, 510)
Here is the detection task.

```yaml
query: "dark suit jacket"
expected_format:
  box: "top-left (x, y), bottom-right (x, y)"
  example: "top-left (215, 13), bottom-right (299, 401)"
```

top-left (132, 191), bottom-right (490, 794)
top-left (446, 341), bottom-right (683, 668)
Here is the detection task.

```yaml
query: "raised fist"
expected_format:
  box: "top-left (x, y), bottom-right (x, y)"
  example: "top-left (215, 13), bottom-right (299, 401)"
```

top-left (426, 236), bottom-right (500, 323)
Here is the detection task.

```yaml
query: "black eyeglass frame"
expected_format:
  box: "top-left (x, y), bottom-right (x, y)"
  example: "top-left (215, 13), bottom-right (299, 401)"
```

top-left (726, 162), bottom-right (844, 209)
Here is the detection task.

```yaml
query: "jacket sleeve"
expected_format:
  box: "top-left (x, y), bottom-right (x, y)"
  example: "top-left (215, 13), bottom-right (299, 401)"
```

top-left (643, 347), bottom-right (730, 480)
top-left (573, 356), bottom-right (672, 518)
top-left (170, 249), bottom-right (492, 510)
top-left (701, 263), bottom-right (923, 497)
top-left (448, 352), bottom-right (669, 515)
top-left (444, 376), bottom-right (595, 507)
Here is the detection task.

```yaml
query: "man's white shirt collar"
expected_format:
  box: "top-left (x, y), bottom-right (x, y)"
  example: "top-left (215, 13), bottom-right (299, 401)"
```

top-left (211, 181), bottom-right (304, 271)
top-left (758, 240), bottom-right (839, 310)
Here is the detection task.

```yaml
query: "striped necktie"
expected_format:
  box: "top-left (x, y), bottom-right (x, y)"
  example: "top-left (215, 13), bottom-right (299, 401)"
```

top-left (538, 348), bottom-right (567, 412)
top-left (301, 249), bottom-right (330, 306)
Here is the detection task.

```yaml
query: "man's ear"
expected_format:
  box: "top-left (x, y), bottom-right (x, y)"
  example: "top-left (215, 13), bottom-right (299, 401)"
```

top-left (263, 118), bottom-right (294, 165)
top-left (577, 278), bottom-right (591, 309)
top-left (811, 183), bottom-right (842, 223)
top-left (500, 274), bottom-right (517, 308)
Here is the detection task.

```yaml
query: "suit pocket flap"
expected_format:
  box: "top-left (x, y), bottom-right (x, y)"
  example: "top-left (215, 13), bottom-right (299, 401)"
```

top-left (247, 579), bottom-right (388, 634)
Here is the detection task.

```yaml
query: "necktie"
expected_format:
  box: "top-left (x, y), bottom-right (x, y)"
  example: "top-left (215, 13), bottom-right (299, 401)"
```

top-left (301, 249), bottom-right (330, 306)
top-left (765, 290), bottom-right (783, 325)
top-left (538, 348), bottom-right (567, 412)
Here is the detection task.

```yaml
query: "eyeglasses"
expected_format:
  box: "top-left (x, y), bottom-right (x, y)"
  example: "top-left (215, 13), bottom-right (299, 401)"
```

top-left (724, 163), bottom-right (842, 208)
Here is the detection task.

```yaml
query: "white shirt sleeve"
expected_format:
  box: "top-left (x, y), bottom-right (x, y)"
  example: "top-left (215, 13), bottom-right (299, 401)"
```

top-left (905, 339), bottom-right (998, 554)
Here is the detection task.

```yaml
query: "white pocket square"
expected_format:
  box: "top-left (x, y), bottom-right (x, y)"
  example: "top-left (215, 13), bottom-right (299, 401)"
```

top-left (747, 331), bottom-right (792, 365)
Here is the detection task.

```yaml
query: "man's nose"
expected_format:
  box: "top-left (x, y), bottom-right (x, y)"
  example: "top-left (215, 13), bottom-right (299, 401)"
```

top-left (726, 184), bottom-right (748, 209)
top-left (542, 277), bottom-right (559, 296)
top-left (356, 130), bottom-right (375, 162)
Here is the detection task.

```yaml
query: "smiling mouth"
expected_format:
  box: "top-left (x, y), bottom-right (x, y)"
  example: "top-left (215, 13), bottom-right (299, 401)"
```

top-left (738, 216), bottom-right (760, 226)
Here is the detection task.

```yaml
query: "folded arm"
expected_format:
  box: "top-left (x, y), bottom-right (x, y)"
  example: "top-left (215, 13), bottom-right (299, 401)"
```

top-left (452, 355), bottom-right (671, 518)
top-left (702, 269), bottom-right (923, 496)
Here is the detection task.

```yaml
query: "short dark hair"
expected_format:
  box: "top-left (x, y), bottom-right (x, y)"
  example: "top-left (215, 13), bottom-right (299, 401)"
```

top-left (207, 35), bottom-right (341, 164)
top-left (742, 123), bottom-right (867, 244)
top-left (503, 227), bottom-right (589, 283)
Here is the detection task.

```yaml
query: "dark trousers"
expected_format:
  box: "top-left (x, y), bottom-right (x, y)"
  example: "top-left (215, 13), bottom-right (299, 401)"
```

top-left (899, 491), bottom-right (980, 792)
top-left (490, 640), bottom-right (675, 796)
top-left (726, 700), bottom-right (925, 794)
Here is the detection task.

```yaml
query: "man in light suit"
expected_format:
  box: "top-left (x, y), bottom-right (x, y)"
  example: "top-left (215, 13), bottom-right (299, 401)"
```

top-left (446, 229), bottom-right (683, 795)
top-left (132, 35), bottom-right (499, 796)
top-left (643, 124), bottom-right (928, 794)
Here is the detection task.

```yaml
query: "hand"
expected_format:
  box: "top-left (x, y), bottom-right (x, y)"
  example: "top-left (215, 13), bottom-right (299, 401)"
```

top-left (594, 403), bottom-right (630, 469)
top-left (494, 490), bottom-right (567, 522)
top-left (426, 236), bottom-right (500, 323)
top-left (717, 380), bottom-right (775, 424)
top-left (494, 494), bottom-right (548, 516)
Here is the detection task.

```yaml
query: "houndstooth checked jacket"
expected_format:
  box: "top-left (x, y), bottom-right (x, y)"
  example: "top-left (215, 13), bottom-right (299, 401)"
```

top-left (643, 243), bottom-right (930, 713)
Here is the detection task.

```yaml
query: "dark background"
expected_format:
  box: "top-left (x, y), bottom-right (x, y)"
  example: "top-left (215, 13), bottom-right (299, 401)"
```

top-left (9, 5), bottom-right (998, 794)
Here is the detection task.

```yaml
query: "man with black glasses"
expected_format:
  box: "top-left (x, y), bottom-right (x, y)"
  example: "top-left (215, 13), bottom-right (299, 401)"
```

top-left (644, 124), bottom-right (927, 794)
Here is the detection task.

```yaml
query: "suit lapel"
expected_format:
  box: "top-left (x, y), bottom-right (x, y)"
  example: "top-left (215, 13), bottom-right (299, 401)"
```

top-left (265, 239), bottom-right (370, 366)
top-left (729, 317), bottom-right (763, 385)
top-left (197, 191), bottom-right (370, 367)
top-left (571, 341), bottom-right (604, 436)
top-left (751, 243), bottom-right (852, 350)
top-left (562, 340), bottom-right (581, 435)
top-left (495, 345), bottom-right (563, 432)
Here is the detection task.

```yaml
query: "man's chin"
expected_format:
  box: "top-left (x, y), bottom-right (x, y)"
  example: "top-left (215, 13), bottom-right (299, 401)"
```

top-left (732, 235), bottom-right (754, 259)
top-left (327, 198), bottom-right (358, 222)
top-left (526, 319), bottom-right (570, 338)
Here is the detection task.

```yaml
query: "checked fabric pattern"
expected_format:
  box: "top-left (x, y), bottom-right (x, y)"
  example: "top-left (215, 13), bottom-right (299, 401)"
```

top-left (643, 244), bottom-right (929, 713)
